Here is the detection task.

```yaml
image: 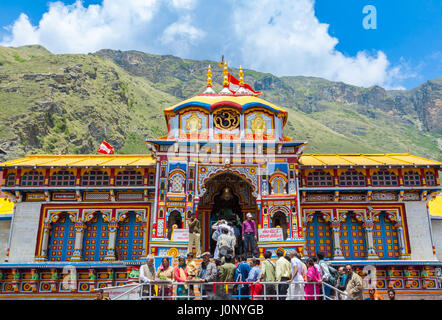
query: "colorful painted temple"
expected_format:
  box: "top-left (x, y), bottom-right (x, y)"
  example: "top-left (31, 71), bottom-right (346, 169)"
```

top-left (0, 63), bottom-right (441, 298)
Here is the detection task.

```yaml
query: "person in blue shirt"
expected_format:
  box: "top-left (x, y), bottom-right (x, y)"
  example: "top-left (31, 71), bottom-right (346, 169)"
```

top-left (233, 255), bottom-right (251, 299)
top-left (247, 259), bottom-right (263, 299)
top-left (337, 266), bottom-right (348, 300)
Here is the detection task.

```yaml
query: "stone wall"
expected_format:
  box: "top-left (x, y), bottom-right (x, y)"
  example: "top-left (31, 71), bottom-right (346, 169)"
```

top-left (0, 219), bottom-right (11, 262)
top-left (404, 202), bottom-right (436, 260)
top-left (7, 202), bottom-right (42, 263)
top-left (431, 218), bottom-right (442, 261)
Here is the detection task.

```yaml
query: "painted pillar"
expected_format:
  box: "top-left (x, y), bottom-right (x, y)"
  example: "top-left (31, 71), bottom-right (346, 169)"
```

top-left (331, 220), bottom-right (344, 260)
top-left (71, 222), bottom-right (87, 262)
top-left (104, 221), bottom-right (118, 261)
top-left (395, 224), bottom-right (408, 259)
top-left (37, 222), bottom-right (52, 261)
top-left (363, 220), bottom-right (379, 260)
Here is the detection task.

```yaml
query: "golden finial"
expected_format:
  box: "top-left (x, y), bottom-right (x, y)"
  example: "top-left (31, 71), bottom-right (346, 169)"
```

top-left (239, 65), bottom-right (244, 86)
top-left (206, 65), bottom-right (213, 88)
top-left (223, 61), bottom-right (229, 87)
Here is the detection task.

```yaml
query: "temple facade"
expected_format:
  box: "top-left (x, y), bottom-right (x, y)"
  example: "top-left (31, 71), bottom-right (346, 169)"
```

top-left (0, 64), bottom-right (441, 298)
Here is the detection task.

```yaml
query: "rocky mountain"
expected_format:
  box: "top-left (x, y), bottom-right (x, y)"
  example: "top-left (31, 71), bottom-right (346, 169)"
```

top-left (0, 45), bottom-right (441, 162)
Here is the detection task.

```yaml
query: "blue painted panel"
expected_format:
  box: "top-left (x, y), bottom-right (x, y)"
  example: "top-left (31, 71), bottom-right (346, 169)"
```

top-left (305, 214), bottom-right (333, 259)
top-left (48, 215), bottom-right (75, 261)
top-left (116, 212), bottom-right (144, 261)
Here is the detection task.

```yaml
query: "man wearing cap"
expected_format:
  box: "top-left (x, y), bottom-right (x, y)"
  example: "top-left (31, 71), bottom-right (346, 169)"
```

top-left (242, 213), bottom-right (258, 258)
top-left (187, 213), bottom-right (201, 258)
top-left (197, 252), bottom-right (217, 299)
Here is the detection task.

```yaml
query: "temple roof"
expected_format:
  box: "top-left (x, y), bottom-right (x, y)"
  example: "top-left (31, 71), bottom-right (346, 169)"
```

top-left (164, 94), bottom-right (288, 124)
top-left (0, 154), bottom-right (156, 168)
top-left (299, 153), bottom-right (442, 167)
top-left (1, 153), bottom-right (440, 169)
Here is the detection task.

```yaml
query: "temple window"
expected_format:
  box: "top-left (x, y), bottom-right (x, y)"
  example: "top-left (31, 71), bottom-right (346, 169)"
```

top-left (339, 214), bottom-right (367, 259)
top-left (6, 173), bottom-right (16, 186)
top-left (21, 170), bottom-right (44, 186)
top-left (271, 178), bottom-right (286, 194)
top-left (82, 170), bottom-right (110, 186)
top-left (83, 213), bottom-right (109, 261)
top-left (167, 211), bottom-right (183, 240)
top-left (271, 211), bottom-right (288, 240)
top-left (49, 170), bottom-right (75, 187)
top-left (339, 170), bottom-right (366, 187)
top-left (371, 170), bottom-right (398, 186)
top-left (306, 171), bottom-right (333, 187)
top-left (116, 212), bottom-right (144, 261)
top-left (47, 213), bottom-right (75, 262)
top-left (148, 172), bottom-right (155, 186)
top-left (403, 170), bottom-right (421, 186)
top-left (373, 212), bottom-right (400, 260)
top-left (425, 171), bottom-right (437, 186)
top-left (115, 170), bottom-right (143, 186)
top-left (305, 213), bottom-right (333, 258)
top-left (168, 172), bottom-right (185, 193)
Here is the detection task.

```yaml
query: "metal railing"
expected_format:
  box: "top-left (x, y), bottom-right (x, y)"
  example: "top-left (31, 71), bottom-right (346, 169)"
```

top-left (101, 280), bottom-right (348, 300)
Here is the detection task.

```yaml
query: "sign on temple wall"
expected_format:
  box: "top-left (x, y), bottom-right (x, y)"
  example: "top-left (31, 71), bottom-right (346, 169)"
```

top-left (171, 228), bottom-right (189, 242)
top-left (258, 228), bottom-right (283, 241)
top-left (339, 194), bottom-right (366, 201)
top-left (372, 192), bottom-right (397, 201)
top-left (305, 194), bottom-right (333, 202)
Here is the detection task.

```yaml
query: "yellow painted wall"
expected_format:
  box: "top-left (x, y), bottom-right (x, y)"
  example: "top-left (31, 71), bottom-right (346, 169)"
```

top-left (0, 197), bottom-right (13, 215)
top-left (429, 196), bottom-right (442, 217)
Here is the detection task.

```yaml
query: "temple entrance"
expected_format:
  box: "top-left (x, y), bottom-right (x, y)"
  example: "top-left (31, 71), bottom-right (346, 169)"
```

top-left (197, 172), bottom-right (257, 255)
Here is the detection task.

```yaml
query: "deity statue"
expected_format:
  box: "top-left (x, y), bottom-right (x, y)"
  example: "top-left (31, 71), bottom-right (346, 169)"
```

top-left (251, 113), bottom-right (267, 134)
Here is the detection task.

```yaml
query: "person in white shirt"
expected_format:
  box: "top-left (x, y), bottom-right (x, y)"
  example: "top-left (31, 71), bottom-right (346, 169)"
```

top-left (139, 254), bottom-right (156, 299)
top-left (286, 250), bottom-right (305, 300)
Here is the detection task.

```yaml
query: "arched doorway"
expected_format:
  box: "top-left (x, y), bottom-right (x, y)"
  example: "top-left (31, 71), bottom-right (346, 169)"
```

top-left (198, 172), bottom-right (257, 254)
top-left (166, 210), bottom-right (183, 240)
top-left (271, 211), bottom-right (288, 240)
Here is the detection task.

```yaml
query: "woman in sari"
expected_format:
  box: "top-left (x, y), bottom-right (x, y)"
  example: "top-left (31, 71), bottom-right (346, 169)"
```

top-left (156, 257), bottom-right (174, 300)
top-left (174, 256), bottom-right (189, 299)
top-left (304, 258), bottom-right (322, 300)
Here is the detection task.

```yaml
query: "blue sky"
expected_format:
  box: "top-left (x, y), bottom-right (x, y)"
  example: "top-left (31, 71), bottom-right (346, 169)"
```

top-left (0, 0), bottom-right (441, 90)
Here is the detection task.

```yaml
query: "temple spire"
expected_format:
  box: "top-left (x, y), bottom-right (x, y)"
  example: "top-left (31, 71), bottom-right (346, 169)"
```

top-left (236, 65), bottom-right (248, 95)
top-left (203, 65), bottom-right (216, 94)
top-left (220, 61), bottom-right (233, 94)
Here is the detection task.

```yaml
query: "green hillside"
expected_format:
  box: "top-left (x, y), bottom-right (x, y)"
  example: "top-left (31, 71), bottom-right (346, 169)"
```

top-left (0, 45), bottom-right (441, 162)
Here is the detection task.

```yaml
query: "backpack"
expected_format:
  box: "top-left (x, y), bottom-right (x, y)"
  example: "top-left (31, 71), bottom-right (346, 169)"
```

top-left (320, 261), bottom-right (337, 286)
top-left (327, 266), bottom-right (339, 287)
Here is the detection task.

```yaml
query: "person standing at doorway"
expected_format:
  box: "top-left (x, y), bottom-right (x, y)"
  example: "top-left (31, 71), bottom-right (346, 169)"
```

top-left (187, 213), bottom-right (201, 258)
top-left (242, 213), bottom-right (258, 258)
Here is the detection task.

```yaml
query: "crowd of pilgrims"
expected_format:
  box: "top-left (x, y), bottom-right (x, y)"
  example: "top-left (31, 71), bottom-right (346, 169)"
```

top-left (137, 250), bottom-right (396, 300)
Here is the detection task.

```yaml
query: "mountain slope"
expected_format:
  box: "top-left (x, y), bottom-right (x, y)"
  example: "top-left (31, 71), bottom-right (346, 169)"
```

top-left (0, 45), bottom-right (441, 162)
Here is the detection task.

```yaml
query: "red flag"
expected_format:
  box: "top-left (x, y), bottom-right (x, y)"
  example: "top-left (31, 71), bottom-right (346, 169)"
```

top-left (97, 140), bottom-right (114, 154)
top-left (228, 73), bottom-right (262, 96)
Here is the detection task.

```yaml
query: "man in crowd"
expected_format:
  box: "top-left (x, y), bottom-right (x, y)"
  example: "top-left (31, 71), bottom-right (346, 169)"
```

top-left (219, 254), bottom-right (236, 297)
top-left (242, 213), bottom-right (258, 258)
top-left (275, 249), bottom-right (291, 300)
top-left (345, 264), bottom-right (364, 300)
top-left (286, 250), bottom-right (305, 300)
top-left (258, 251), bottom-right (276, 300)
top-left (317, 252), bottom-right (337, 299)
top-left (186, 252), bottom-right (198, 298)
top-left (187, 213), bottom-right (201, 258)
top-left (197, 252), bottom-right (218, 299)
top-left (139, 254), bottom-right (156, 299)
top-left (336, 266), bottom-right (348, 299)
top-left (234, 255), bottom-right (251, 299)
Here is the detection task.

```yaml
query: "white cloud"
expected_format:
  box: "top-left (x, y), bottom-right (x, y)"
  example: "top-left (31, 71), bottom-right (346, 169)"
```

top-left (233, 0), bottom-right (403, 88)
top-left (161, 15), bottom-right (205, 56)
top-left (0, 0), bottom-right (410, 88)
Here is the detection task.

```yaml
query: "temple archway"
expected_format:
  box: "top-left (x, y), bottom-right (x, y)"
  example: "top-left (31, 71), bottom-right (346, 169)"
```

top-left (197, 172), bottom-right (257, 254)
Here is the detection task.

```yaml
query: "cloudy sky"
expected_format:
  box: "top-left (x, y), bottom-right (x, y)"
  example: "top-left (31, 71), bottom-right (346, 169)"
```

top-left (0, 0), bottom-right (441, 89)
